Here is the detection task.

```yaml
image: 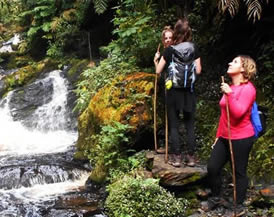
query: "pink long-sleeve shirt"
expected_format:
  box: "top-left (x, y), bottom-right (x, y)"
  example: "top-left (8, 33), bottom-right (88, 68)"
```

top-left (216, 82), bottom-right (256, 139)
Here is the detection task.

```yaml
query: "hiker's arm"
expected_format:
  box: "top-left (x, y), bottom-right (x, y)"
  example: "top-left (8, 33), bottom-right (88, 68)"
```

top-left (224, 84), bottom-right (255, 118)
top-left (156, 56), bottom-right (166, 74)
top-left (195, 58), bottom-right (202, 75)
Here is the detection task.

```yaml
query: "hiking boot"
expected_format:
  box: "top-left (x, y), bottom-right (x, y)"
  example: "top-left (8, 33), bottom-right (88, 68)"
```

top-left (168, 154), bottom-right (182, 167)
top-left (167, 154), bottom-right (175, 165)
top-left (200, 197), bottom-right (227, 212)
top-left (173, 154), bottom-right (182, 167)
top-left (224, 204), bottom-right (247, 217)
top-left (156, 147), bottom-right (165, 154)
top-left (185, 154), bottom-right (198, 167)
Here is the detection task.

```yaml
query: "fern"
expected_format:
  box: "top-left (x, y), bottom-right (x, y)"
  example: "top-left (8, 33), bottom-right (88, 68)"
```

top-left (244, 0), bottom-right (262, 22)
top-left (227, 0), bottom-right (240, 17)
top-left (218, 0), bottom-right (269, 22)
top-left (93, 0), bottom-right (108, 14)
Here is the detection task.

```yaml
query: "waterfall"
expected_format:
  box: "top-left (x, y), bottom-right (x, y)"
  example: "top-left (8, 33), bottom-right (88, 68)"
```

top-left (0, 69), bottom-right (99, 217)
top-left (32, 70), bottom-right (69, 131)
top-left (0, 70), bottom-right (77, 155)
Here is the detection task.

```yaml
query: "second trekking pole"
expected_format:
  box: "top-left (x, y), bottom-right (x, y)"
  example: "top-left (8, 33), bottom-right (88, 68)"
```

top-left (153, 43), bottom-right (161, 152)
top-left (222, 76), bottom-right (237, 217)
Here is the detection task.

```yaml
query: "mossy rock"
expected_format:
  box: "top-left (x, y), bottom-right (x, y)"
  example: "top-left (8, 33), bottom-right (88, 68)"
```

top-left (6, 54), bottom-right (33, 69)
top-left (64, 58), bottom-right (90, 85)
top-left (75, 72), bottom-right (155, 160)
top-left (1, 58), bottom-right (58, 97)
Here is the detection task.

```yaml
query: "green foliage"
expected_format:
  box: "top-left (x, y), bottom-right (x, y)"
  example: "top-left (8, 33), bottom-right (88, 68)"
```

top-left (14, 0), bottom-right (89, 58)
top-left (248, 107), bottom-right (274, 182)
top-left (257, 40), bottom-right (274, 103)
top-left (85, 121), bottom-right (133, 175)
top-left (0, 0), bottom-right (21, 24)
top-left (105, 175), bottom-right (188, 217)
top-left (74, 54), bottom-right (139, 112)
top-left (20, 1), bottom-right (56, 38)
top-left (111, 0), bottom-right (161, 67)
top-left (195, 99), bottom-right (219, 161)
top-left (108, 151), bottom-right (148, 183)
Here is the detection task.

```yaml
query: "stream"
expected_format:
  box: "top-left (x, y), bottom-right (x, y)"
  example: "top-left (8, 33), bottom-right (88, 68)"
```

top-left (0, 68), bottom-right (105, 217)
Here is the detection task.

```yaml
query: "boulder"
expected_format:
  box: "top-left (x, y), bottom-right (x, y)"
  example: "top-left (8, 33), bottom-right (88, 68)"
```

top-left (146, 151), bottom-right (207, 186)
top-left (76, 72), bottom-right (155, 159)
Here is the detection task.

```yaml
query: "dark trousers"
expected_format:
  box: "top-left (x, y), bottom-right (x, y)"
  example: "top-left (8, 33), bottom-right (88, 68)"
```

top-left (207, 136), bottom-right (254, 204)
top-left (168, 107), bottom-right (196, 155)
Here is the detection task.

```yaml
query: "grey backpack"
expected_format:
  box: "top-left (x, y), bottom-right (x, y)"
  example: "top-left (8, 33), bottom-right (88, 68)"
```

top-left (167, 42), bottom-right (197, 91)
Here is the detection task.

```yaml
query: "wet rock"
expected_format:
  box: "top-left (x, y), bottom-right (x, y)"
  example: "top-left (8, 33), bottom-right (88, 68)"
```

top-left (0, 164), bottom-right (87, 190)
top-left (146, 151), bottom-right (207, 186)
top-left (0, 80), bottom-right (6, 97)
top-left (8, 78), bottom-right (54, 124)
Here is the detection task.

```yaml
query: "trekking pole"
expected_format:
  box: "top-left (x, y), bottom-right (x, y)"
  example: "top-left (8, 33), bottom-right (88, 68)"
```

top-left (165, 75), bottom-right (169, 163)
top-left (153, 44), bottom-right (161, 152)
top-left (165, 99), bottom-right (168, 163)
top-left (222, 76), bottom-right (237, 216)
top-left (154, 73), bottom-right (158, 152)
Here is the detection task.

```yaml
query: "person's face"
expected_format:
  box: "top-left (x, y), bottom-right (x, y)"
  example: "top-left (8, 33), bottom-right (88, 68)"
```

top-left (182, 21), bottom-right (189, 30)
top-left (227, 57), bottom-right (244, 75)
top-left (163, 31), bottom-right (173, 48)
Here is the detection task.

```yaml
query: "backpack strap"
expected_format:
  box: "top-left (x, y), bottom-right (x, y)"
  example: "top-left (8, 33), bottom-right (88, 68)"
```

top-left (190, 62), bottom-right (196, 92)
top-left (184, 64), bottom-right (188, 88)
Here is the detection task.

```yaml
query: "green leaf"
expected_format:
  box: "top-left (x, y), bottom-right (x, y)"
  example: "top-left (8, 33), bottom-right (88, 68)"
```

top-left (42, 22), bottom-right (52, 32)
top-left (27, 26), bottom-right (41, 37)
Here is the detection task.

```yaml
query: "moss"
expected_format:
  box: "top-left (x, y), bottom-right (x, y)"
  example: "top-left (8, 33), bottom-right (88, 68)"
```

top-left (2, 58), bottom-right (58, 96)
top-left (66, 58), bottom-right (90, 84)
top-left (89, 161), bottom-right (108, 183)
top-left (76, 72), bottom-right (155, 181)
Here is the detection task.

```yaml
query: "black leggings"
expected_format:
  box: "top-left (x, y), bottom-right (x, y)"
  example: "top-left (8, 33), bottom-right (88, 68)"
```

top-left (207, 136), bottom-right (254, 204)
top-left (167, 107), bottom-right (196, 155)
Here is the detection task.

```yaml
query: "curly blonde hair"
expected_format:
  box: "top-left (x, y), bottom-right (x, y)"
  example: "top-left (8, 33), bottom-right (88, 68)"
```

top-left (238, 55), bottom-right (257, 82)
top-left (161, 26), bottom-right (174, 48)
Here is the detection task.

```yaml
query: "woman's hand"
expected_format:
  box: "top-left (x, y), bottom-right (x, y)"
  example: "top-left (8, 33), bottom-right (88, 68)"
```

top-left (211, 138), bottom-right (219, 149)
top-left (221, 82), bottom-right (232, 94)
top-left (154, 52), bottom-right (160, 63)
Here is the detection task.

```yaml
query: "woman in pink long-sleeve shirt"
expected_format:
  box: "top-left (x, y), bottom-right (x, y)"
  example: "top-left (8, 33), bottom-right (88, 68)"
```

top-left (201, 55), bottom-right (257, 216)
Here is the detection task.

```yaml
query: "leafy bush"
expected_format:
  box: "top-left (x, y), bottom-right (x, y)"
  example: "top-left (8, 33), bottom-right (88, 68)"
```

top-left (108, 150), bottom-right (148, 183)
top-left (16, 0), bottom-right (89, 58)
top-left (85, 121), bottom-right (133, 180)
top-left (105, 176), bottom-right (188, 217)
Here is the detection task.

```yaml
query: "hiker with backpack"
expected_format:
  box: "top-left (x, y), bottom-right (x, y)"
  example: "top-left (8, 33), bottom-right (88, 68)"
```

top-left (201, 55), bottom-right (257, 217)
top-left (155, 18), bottom-right (202, 167)
top-left (153, 26), bottom-right (174, 154)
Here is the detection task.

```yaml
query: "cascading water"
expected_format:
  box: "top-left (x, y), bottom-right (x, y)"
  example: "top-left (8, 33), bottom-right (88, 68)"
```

top-left (0, 70), bottom-right (77, 155)
top-left (0, 69), bottom-right (104, 217)
top-left (0, 34), bottom-right (21, 53)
